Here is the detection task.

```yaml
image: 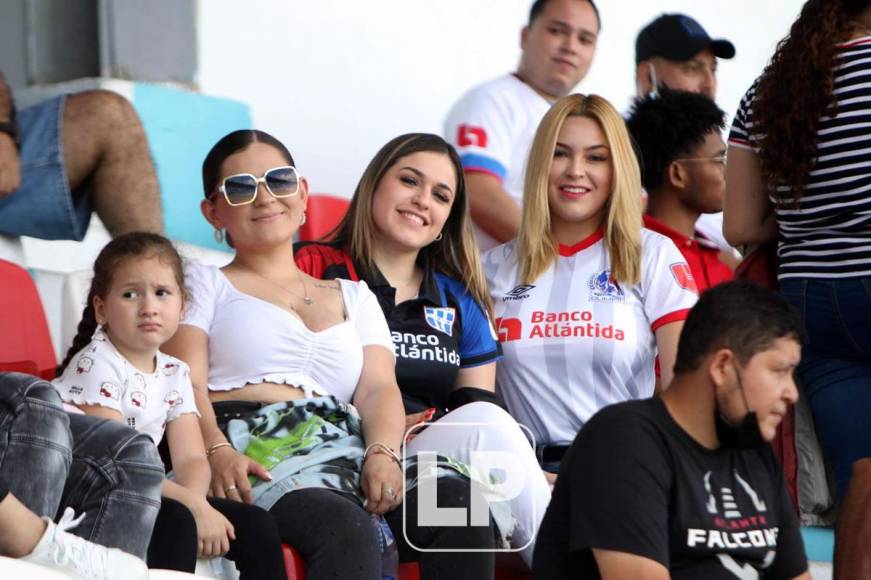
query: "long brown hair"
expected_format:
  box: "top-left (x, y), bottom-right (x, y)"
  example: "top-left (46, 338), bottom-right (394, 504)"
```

top-left (519, 94), bottom-right (642, 285)
top-left (754, 0), bottom-right (871, 202)
top-left (56, 233), bottom-right (186, 376)
top-left (331, 133), bottom-right (493, 315)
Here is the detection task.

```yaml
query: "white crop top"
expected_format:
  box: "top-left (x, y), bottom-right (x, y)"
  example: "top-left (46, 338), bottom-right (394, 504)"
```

top-left (182, 261), bottom-right (395, 403)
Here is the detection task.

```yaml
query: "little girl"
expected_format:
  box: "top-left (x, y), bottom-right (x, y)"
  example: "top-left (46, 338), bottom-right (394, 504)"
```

top-left (53, 232), bottom-right (285, 579)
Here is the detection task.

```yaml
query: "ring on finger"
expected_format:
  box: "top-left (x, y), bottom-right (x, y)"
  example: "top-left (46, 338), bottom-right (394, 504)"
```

top-left (224, 485), bottom-right (238, 493)
top-left (383, 485), bottom-right (396, 498)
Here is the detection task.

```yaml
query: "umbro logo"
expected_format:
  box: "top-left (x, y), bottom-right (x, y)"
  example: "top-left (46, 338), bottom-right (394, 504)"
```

top-left (503, 284), bottom-right (535, 302)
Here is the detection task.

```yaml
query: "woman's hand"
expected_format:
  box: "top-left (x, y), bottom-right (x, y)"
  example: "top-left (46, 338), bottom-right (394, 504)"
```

top-left (361, 453), bottom-right (404, 515)
top-left (189, 497), bottom-right (236, 558)
top-left (207, 446), bottom-right (272, 504)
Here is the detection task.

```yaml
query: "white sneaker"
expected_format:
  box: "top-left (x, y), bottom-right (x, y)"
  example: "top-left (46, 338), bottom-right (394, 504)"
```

top-left (21, 507), bottom-right (149, 580)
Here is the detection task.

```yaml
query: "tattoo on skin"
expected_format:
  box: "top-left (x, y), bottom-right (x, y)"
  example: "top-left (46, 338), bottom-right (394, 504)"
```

top-left (313, 282), bottom-right (340, 291)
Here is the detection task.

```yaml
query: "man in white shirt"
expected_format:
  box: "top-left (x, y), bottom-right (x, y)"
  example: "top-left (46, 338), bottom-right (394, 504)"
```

top-left (444, 0), bottom-right (600, 250)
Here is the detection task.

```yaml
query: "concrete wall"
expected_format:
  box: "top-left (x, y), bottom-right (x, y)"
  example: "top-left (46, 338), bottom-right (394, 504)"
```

top-left (0, 0), bottom-right (195, 87)
top-left (197, 0), bottom-right (806, 201)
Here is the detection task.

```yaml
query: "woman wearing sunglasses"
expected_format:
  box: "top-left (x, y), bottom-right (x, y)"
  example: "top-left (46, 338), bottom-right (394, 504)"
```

top-left (163, 129), bottom-right (407, 579)
top-left (295, 133), bottom-right (551, 567)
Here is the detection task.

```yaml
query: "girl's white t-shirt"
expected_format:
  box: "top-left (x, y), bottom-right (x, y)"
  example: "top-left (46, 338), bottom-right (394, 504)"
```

top-left (53, 328), bottom-right (200, 444)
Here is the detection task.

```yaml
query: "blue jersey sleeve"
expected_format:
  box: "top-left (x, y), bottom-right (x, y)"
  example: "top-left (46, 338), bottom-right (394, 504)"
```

top-left (437, 273), bottom-right (502, 367)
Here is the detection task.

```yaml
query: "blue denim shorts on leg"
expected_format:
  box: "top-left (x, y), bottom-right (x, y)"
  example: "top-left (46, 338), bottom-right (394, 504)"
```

top-left (0, 95), bottom-right (91, 240)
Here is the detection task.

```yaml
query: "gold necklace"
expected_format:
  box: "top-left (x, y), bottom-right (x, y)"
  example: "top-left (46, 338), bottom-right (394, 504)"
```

top-left (296, 268), bottom-right (315, 305)
top-left (247, 267), bottom-right (314, 307)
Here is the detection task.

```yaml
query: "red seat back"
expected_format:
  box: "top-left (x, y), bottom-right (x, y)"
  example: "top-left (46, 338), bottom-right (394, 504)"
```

top-left (281, 543), bottom-right (531, 579)
top-left (0, 260), bottom-right (57, 380)
top-left (298, 194), bottom-right (350, 242)
top-left (280, 545), bottom-right (307, 580)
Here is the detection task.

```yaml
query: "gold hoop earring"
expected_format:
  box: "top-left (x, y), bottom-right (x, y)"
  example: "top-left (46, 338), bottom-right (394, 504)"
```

top-left (214, 228), bottom-right (224, 244)
top-left (434, 232), bottom-right (443, 242)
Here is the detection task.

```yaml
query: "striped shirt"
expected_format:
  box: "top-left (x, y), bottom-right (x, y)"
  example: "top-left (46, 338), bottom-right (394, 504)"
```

top-left (729, 37), bottom-right (871, 280)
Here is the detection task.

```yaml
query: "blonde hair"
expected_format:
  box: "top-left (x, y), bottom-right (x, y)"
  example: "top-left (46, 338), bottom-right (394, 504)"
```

top-left (332, 133), bottom-right (494, 316)
top-left (519, 93), bottom-right (642, 285)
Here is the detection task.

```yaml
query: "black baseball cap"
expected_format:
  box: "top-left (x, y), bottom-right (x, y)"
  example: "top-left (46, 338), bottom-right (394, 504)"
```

top-left (636, 14), bottom-right (735, 64)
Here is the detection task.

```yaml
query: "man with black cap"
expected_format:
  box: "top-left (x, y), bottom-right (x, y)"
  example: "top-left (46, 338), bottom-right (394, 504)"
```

top-left (635, 13), bottom-right (735, 100)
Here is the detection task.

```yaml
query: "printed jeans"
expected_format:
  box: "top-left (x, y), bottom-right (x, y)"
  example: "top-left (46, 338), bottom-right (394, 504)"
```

top-left (0, 372), bottom-right (164, 558)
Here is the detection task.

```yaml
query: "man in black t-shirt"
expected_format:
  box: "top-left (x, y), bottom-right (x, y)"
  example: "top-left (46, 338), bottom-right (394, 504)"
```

top-left (534, 281), bottom-right (810, 579)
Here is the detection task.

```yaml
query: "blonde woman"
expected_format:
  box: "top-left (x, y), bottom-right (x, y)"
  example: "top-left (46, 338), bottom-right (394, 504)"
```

top-left (483, 94), bottom-right (698, 478)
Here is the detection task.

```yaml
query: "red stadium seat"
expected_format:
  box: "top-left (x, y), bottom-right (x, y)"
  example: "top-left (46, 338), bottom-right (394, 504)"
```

top-left (281, 543), bottom-right (532, 580)
top-left (280, 545), bottom-right (306, 580)
top-left (496, 568), bottom-right (533, 579)
top-left (298, 194), bottom-right (350, 242)
top-left (398, 562), bottom-right (420, 579)
top-left (0, 260), bottom-right (57, 380)
top-left (281, 545), bottom-right (422, 579)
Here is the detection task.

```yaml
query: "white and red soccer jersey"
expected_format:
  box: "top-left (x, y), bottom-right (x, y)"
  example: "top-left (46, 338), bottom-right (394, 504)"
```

top-left (444, 74), bottom-right (552, 250)
top-left (483, 229), bottom-right (698, 446)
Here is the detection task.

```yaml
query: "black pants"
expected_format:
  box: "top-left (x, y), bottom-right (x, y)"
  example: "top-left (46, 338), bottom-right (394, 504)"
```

top-left (147, 496), bottom-right (285, 579)
top-left (269, 488), bottom-right (381, 580)
top-left (387, 476), bottom-right (495, 580)
top-left (270, 480), bottom-right (494, 580)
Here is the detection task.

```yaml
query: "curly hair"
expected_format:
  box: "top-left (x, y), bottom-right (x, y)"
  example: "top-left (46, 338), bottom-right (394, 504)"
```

top-left (673, 280), bottom-right (805, 373)
top-left (626, 88), bottom-right (725, 192)
top-left (753, 0), bottom-right (871, 203)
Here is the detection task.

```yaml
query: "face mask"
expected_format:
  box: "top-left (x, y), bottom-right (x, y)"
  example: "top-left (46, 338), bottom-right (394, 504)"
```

top-left (714, 363), bottom-right (766, 449)
top-left (715, 410), bottom-right (765, 449)
top-left (647, 63), bottom-right (660, 98)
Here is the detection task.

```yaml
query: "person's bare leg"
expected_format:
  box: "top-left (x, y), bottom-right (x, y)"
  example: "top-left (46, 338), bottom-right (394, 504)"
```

top-left (0, 493), bottom-right (47, 558)
top-left (834, 458), bottom-right (871, 580)
top-left (61, 90), bottom-right (163, 236)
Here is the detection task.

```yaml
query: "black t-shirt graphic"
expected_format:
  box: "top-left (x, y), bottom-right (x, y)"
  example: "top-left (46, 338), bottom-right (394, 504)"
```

top-left (534, 398), bottom-right (807, 579)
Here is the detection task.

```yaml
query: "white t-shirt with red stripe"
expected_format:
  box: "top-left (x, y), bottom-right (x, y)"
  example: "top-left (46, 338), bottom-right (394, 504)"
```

top-left (483, 229), bottom-right (698, 446)
top-left (444, 74), bottom-right (552, 250)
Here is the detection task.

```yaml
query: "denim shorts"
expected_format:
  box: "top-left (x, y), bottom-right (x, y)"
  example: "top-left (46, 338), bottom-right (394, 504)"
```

top-left (0, 95), bottom-right (91, 240)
